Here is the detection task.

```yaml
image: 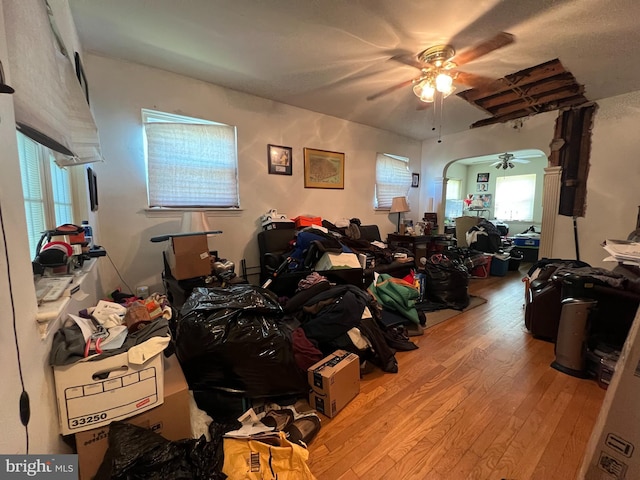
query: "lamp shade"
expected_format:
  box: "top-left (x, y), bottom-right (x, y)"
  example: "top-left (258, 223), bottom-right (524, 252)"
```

top-left (390, 197), bottom-right (410, 214)
top-left (180, 211), bottom-right (211, 233)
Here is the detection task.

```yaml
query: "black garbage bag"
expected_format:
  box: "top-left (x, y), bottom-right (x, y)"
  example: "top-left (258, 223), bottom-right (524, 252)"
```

top-left (424, 259), bottom-right (470, 310)
top-left (94, 421), bottom-right (227, 480)
top-left (174, 285), bottom-right (307, 397)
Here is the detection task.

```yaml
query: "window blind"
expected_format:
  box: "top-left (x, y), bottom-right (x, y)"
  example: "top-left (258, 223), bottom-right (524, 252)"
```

top-left (145, 122), bottom-right (239, 208)
top-left (375, 153), bottom-right (411, 209)
top-left (18, 134), bottom-right (47, 257)
top-left (4, 0), bottom-right (103, 165)
top-left (50, 155), bottom-right (73, 225)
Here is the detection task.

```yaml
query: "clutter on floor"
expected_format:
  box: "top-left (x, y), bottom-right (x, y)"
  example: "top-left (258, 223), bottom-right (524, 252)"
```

top-left (49, 216), bottom-right (543, 478)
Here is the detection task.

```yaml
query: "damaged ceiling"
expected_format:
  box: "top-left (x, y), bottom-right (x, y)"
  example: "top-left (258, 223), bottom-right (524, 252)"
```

top-left (458, 59), bottom-right (589, 129)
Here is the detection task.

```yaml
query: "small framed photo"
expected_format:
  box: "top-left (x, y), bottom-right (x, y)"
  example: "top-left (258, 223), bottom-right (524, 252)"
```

top-left (411, 173), bottom-right (420, 188)
top-left (477, 172), bottom-right (489, 182)
top-left (268, 144), bottom-right (292, 175)
top-left (477, 182), bottom-right (488, 192)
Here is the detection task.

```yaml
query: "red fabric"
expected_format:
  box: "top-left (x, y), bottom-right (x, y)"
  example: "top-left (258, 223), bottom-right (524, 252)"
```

top-left (402, 271), bottom-right (415, 284)
top-left (291, 327), bottom-right (323, 372)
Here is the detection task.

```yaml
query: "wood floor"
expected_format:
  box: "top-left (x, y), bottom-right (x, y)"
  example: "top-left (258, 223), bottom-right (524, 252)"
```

top-left (306, 267), bottom-right (606, 480)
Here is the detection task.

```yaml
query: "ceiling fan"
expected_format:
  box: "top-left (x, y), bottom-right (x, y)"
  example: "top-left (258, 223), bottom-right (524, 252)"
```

top-left (491, 152), bottom-right (530, 170)
top-left (366, 32), bottom-right (515, 107)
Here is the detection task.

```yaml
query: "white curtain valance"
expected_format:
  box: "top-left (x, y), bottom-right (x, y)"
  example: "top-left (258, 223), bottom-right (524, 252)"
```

top-left (3, 0), bottom-right (103, 165)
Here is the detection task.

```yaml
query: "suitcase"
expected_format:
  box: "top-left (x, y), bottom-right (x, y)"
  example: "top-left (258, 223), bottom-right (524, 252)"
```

top-left (524, 275), bottom-right (563, 342)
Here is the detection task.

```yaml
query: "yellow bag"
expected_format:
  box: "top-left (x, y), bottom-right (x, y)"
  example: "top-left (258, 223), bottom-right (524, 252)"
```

top-left (222, 431), bottom-right (316, 480)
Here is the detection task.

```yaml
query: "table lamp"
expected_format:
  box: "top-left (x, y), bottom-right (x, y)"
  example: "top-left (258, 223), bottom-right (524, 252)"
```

top-left (390, 197), bottom-right (410, 234)
top-left (181, 211), bottom-right (220, 249)
top-left (181, 211), bottom-right (211, 233)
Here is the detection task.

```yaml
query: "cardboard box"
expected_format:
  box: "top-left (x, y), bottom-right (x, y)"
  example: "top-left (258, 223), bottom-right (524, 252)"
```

top-left (315, 252), bottom-right (362, 270)
top-left (53, 350), bottom-right (164, 435)
top-left (165, 234), bottom-right (211, 280)
top-left (308, 350), bottom-right (360, 418)
top-left (580, 307), bottom-right (640, 479)
top-left (75, 355), bottom-right (191, 480)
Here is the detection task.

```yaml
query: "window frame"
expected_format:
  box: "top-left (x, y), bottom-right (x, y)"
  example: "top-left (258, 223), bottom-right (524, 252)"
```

top-left (142, 109), bottom-right (240, 209)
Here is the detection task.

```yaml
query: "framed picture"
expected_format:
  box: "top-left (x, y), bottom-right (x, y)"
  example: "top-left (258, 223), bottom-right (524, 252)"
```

top-left (469, 193), bottom-right (492, 208)
top-left (87, 167), bottom-right (98, 212)
top-left (411, 173), bottom-right (420, 188)
top-left (476, 182), bottom-right (488, 192)
top-left (477, 172), bottom-right (489, 182)
top-left (303, 148), bottom-right (344, 189)
top-left (74, 52), bottom-right (89, 105)
top-left (267, 144), bottom-right (292, 175)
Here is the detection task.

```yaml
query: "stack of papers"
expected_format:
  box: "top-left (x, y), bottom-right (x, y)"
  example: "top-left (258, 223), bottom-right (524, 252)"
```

top-left (603, 239), bottom-right (640, 266)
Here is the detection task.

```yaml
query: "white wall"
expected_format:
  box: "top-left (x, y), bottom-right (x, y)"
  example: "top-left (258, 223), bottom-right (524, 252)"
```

top-left (84, 54), bottom-right (422, 294)
top-left (421, 95), bottom-right (640, 268)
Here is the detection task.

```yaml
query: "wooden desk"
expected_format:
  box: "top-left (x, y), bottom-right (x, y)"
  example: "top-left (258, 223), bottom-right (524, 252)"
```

top-left (387, 234), bottom-right (431, 265)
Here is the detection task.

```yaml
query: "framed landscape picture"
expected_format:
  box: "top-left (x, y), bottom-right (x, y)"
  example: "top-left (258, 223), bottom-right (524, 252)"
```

top-left (303, 148), bottom-right (344, 189)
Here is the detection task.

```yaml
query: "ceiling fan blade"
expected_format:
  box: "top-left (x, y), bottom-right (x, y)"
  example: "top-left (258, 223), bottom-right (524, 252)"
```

top-left (512, 159), bottom-right (530, 163)
top-left (366, 76), bottom-right (419, 101)
top-left (416, 102), bottom-right (432, 111)
top-left (451, 32), bottom-right (515, 67)
top-left (454, 71), bottom-right (498, 89)
top-left (390, 51), bottom-right (427, 70)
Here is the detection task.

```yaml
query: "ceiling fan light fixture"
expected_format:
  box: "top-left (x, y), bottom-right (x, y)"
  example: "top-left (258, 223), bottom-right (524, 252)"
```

top-left (413, 79), bottom-right (435, 103)
top-left (435, 72), bottom-right (453, 93)
top-left (418, 45), bottom-right (456, 69)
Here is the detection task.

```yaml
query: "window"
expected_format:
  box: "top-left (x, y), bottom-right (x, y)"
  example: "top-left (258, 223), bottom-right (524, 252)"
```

top-left (375, 153), bottom-right (411, 209)
top-left (445, 178), bottom-right (463, 219)
top-left (142, 109), bottom-right (239, 208)
top-left (494, 174), bottom-right (537, 221)
top-left (18, 132), bottom-right (74, 258)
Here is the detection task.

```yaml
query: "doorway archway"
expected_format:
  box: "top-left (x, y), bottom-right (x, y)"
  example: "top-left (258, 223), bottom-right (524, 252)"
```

top-left (441, 148), bottom-right (553, 256)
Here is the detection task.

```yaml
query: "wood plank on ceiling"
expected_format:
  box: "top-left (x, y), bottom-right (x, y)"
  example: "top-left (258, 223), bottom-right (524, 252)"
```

top-left (457, 58), bottom-right (589, 128)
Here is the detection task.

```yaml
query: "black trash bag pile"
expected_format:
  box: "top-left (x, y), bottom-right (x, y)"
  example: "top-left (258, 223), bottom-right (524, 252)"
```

top-left (174, 284), bottom-right (307, 397)
top-left (94, 421), bottom-right (228, 480)
top-left (423, 256), bottom-right (470, 310)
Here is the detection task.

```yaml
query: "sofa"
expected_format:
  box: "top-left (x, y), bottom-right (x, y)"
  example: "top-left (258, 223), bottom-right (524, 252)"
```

top-left (257, 224), bottom-right (414, 296)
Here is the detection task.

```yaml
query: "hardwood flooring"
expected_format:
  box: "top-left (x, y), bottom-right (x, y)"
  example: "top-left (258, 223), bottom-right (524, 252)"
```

top-left (306, 267), bottom-right (606, 480)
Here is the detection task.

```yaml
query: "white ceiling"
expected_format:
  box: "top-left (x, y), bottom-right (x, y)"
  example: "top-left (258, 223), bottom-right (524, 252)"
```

top-left (68, 0), bottom-right (640, 141)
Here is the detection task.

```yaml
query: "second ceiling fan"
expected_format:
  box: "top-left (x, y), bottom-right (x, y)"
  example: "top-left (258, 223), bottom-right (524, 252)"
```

top-left (367, 32), bottom-right (515, 107)
top-left (491, 152), bottom-right (530, 170)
